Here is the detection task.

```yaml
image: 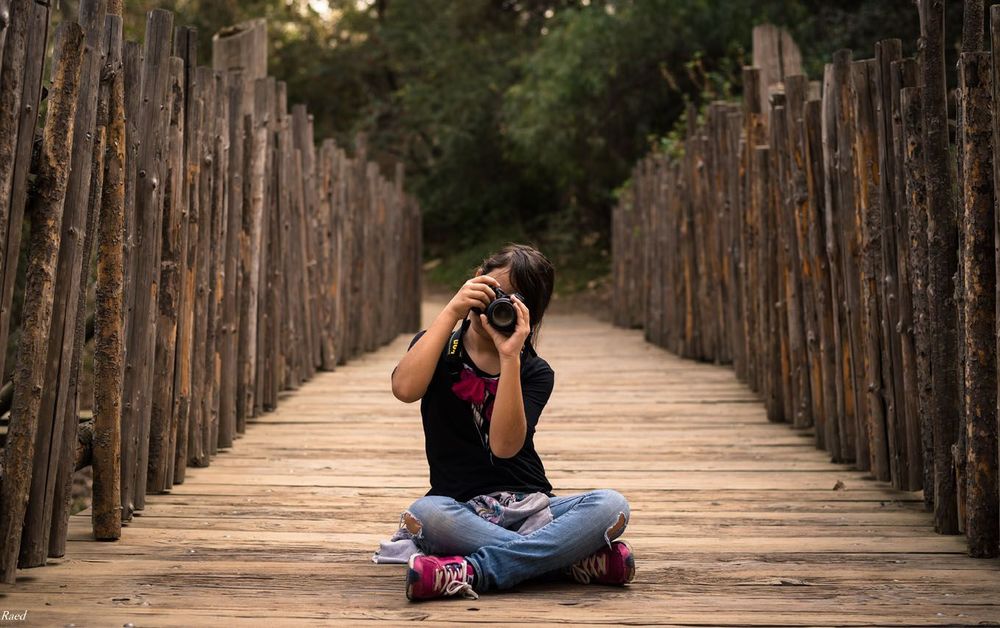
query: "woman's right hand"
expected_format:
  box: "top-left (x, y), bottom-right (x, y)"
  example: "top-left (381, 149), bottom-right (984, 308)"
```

top-left (445, 274), bottom-right (501, 321)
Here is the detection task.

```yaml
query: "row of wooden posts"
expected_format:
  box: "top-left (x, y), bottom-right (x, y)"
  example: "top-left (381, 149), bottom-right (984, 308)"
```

top-left (0, 3), bottom-right (421, 584)
top-left (613, 5), bottom-right (1000, 559)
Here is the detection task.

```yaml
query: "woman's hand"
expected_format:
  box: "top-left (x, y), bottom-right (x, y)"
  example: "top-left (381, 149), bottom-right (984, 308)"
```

top-left (480, 295), bottom-right (531, 361)
top-left (445, 275), bottom-right (500, 322)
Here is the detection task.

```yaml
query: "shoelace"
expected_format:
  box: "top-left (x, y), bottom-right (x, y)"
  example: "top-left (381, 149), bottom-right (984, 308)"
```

top-left (569, 552), bottom-right (608, 584)
top-left (436, 562), bottom-right (480, 600)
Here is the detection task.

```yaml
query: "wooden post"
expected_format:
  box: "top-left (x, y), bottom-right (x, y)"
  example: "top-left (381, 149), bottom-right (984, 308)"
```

top-left (830, 51), bottom-right (865, 467)
top-left (853, 58), bottom-right (890, 480)
top-left (264, 78), bottom-right (282, 408)
top-left (21, 0), bottom-right (106, 568)
top-left (920, 0), bottom-right (960, 535)
top-left (172, 27), bottom-right (200, 486)
top-left (213, 20), bottom-right (267, 430)
top-left (724, 108), bottom-right (745, 377)
top-left (188, 66), bottom-right (215, 469)
top-left (752, 24), bottom-right (804, 127)
top-left (242, 77), bottom-right (270, 420)
top-left (873, 40), bottom-right (909, 490)
top-left (958, 50), bottom-right (998, 557)
top-left (119, 38), bottom-right (142, 519)
top-left (804, 97), bottom-right (840, 454)
top-left (965, 0), bottom-right (986, 52)
top-left (890, 58), bottom-right (923, 492)
top-left (52, 11), bottom-right (123, 558)
top-left (218, 69), bottom-right (243, 449)
top-left (334, 148), bottom-right (351, 365)
top-left (742, 67), bottom-right (764, 391)
top-left (902, 86), bottom-right (935, 509)
top-left (292, 106), bottom-right (320, 374)
top-left (0, 21), bottom-right (84, 585)
top-left (121, 8), bottom-right (174, 514)
top-left (785, 75), bottom-right (823, 430)
top-left (147, 55), bottom-right (185, 493)
top-left (0, 0), bottom-right (51, 389)
top-left (92, 13), bottom-right (125, 540)
top-left (761, 142), bottom-right (785, 422)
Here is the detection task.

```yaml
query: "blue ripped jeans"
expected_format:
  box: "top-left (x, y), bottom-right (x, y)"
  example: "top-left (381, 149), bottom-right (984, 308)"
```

top-left (404, 489), bottom-right (630, 593)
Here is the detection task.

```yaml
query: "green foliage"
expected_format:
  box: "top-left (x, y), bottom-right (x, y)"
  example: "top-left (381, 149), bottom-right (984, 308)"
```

top-left (51, 0), bottom-right (960, 295)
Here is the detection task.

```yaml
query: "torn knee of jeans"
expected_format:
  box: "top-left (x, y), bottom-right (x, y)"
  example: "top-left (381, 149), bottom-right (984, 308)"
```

top-left (402, 511), bottom-right (424, 538)
top-left (604, 511), bottom-right (627, 546)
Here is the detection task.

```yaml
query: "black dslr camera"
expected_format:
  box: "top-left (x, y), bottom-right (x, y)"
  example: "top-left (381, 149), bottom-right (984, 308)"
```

top-left (474, 287), bottom-right (525, 334)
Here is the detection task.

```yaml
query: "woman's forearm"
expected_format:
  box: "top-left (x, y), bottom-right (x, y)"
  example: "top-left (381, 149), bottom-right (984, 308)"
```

top-left (391, 309), bottom-right (459, 402)
top-left (489, 355), bottom-right (527, 458)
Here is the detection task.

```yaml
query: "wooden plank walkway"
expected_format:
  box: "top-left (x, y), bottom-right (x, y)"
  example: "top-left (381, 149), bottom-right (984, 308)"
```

top-left (3, 300), bottom-right (999, 626)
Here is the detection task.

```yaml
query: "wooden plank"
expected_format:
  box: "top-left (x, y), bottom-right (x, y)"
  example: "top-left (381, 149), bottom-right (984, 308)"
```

top-left (3, 300), bottom-right (998, 622)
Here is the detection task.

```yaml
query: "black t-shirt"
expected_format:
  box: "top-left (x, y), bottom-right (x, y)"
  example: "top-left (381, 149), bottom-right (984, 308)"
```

top-left (403, 328), bottom-right (555, 502)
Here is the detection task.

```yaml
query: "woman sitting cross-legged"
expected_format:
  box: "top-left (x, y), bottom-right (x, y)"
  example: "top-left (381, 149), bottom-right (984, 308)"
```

top-left (388, 243), bottom-right (635, 601)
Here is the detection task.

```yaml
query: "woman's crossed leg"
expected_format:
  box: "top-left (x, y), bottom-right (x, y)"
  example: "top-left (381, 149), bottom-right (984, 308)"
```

top-left (402, 489), bottom-right (633, 597)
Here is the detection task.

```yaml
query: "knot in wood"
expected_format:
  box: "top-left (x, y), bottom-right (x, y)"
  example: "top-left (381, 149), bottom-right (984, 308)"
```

top-left (0, 10), bottom-right (9, 28)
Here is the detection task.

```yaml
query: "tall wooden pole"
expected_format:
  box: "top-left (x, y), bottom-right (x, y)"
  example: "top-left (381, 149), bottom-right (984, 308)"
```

top-left (0, 22), bottom-right (85, 585)
top-left (920, 0), bottom-right (961, 535)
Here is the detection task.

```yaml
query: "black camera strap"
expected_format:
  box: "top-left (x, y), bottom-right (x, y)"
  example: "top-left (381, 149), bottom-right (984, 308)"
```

top-left (443, 317), bottom-right (537, 378)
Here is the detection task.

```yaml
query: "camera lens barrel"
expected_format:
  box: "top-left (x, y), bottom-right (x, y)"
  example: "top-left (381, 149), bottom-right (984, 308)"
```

top-left (484, 287), bottom-right (523, 333)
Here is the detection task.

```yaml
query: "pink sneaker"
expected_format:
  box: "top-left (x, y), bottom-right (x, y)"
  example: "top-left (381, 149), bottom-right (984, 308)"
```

top-left (568, 540), bottom-right (636, 585)
top-left (405, 554), bottom-right (480, 601)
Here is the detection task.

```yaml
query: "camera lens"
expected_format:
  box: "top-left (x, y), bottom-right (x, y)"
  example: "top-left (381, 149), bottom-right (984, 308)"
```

top-left (490, 301), bottom-right (516, 329)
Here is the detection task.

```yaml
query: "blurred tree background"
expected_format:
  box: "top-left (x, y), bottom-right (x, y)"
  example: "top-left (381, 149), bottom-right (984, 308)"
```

top-left (53, 0), bottom-right (962, 294)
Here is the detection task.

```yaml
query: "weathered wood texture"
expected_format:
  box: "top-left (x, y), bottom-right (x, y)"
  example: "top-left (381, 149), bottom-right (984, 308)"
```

top-left (92, 14), bottom-right (126, 541)
top-left (0, 8), bottom-right (421, 583)
top-left (0, 21), bottom-right (86, 585)
top-left (2, 301), bottom-right (999, 624)
top-left (958, 50), bottom-right (997, 558)
top-left (612, 15), bottom-right (1000, 557)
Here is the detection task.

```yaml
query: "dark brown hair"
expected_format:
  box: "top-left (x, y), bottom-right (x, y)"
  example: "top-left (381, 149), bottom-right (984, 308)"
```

top-left (479, 243), bottom-right (555, 345)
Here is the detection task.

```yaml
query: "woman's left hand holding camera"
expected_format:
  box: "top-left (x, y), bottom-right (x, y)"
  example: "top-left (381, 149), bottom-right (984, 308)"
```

top-left (482, 295), bottom-right (531, 458)
top-left (479, 295), bottom-right (531, 364)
